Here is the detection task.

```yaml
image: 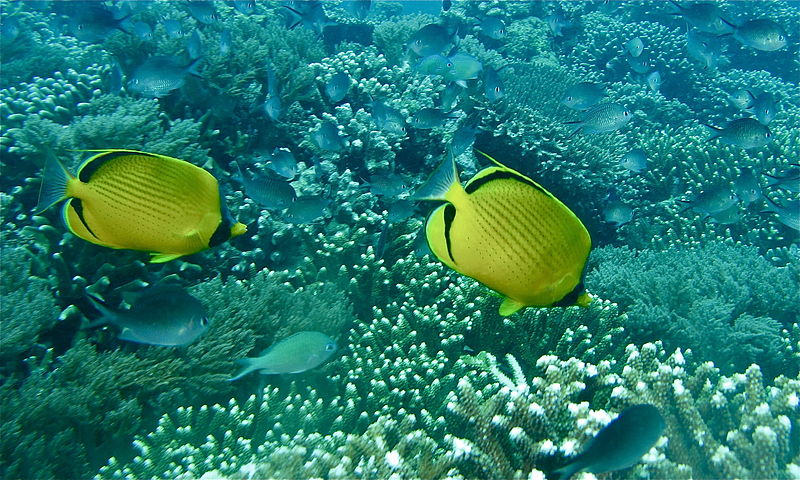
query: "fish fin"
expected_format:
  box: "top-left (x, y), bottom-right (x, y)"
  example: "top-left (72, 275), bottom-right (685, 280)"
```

top-left (228, 358), bottom-right (258, 382)
top-left (567, 124), bottom-right (582, 138)
top-left (412, 150), bottom-right (460, 201)
top-left (702, 123), bottom-right (721, 140)
top-left (575, 292), bottom-right (592, 307)
top-left (499, 297), bottom-right (526, 316)
top-left (35, 151), bottom-right (74, 213)
top-left (117, 328), bottom-right (142, 343)
top-left (86, 294), bottom-right (116, 328)
top-left (719, 17), bottom-right (737, 30)
top-left (186, 57), bottom-right (203, 78)
top-left (149, 252), bottom-right (184, 263)
top-left (455, 80), bottom-right (468, 88)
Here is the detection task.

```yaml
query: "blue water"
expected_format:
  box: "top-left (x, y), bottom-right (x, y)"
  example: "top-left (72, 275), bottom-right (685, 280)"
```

top-left (1, 1), bottom-right (798, 479)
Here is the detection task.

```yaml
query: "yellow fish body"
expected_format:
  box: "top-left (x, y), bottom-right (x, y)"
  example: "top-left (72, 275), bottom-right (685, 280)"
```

top-left (415, 150), bottom-right (591, 316)
top-left (37, 149), bottom-right (246, 262)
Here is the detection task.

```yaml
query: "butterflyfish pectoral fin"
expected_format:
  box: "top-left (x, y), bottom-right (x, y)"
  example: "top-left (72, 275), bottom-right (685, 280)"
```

top-left (412, 150), bottom-right (460, 202)
top-left (149, 252), bottom-right (184, 263)
top-left (36, 151), bottom-right (74, 213)
top-left (499, 297), bottom-right (526, 316)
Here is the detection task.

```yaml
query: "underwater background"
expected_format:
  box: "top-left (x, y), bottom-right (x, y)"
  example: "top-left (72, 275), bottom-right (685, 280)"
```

top-left (0, 0), bottom-right (798, 478)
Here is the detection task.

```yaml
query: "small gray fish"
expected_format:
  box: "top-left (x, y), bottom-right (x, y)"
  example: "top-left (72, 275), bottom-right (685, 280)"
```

top-left (232, 0), bottom-right (255, 15)
top-left (264, 96), bottom-right (282, 121)
top-left (603, 191), bottom-right (633, 227)
top-left (325, 72), bottom-right (350, 103)
top-left (444, 54), bottom-right (483, 86)
top-left (311, 121), bottom-right (345, 151)
top-left (479, 17), bottom-right (506, 40)
top-left (284, 3), bottom-right (331, 34)
top-left (411, 107), bottom-right (457, 129)
top-left (668, 1), bottom-right (733, 35)
top-left (163, 19), bottom-right (184, 38)
top-left (66, 4), bottom-right (131, 43)
top-left (646, 71), bottom-right (662, 92)
top-left (440, 83), bottom-right (463, 111)
top-left (733, 167), bottom-right (761, 206)
top-left (704, 118), bottom-right (772, 149)
top-left (128, 56), bottom-right (201, 98)
top-left (228, 331), bottom-right (337, 381)
top-left (385, 199), bottom-right (416, 222)
top-left (414, 54), bottom-right (451, 76)
top-left (544, 13), bottom-right (570, 37)
top-left (567, 103), bottom-right (632, 137)
top-left (762, 197), bottom-right (800, 231)
top-left (408, 23), bottom-right (455, 56)
top-left (483, 67), bottom-right (504, 102)
top-left (368, 172), bottom-right (410, 197)
top-left (373, 221), bottom-right (390, 259)
top-left (186, 1), bottom-right (217, 24)
top-left (552, 404), bottom-right (665, 480)
top-left (132, 21), bottom-right (153, 40)
top-left (626, 53), bottom-right (652, 74)
top-left (1, 15), bottom-right (20, 43)
top-left (283, 195), bottom-right (331, 224)
top-left (561, 82), bottom-right (605, 110)
top-left (764, 165), bottom-right (800, 193)
top-left (682, 188), bottom-right (738, 216)
top-left (89, 285), bottom-right (209, 346)
top-left (109, 60), bottom-right (123, 95)
top-left (729, 88), bottom-right (755, 110)
top-left (619, 148), bottom-right (647, 173)
top-left (748, 92), bottom-right (776, 125)
top-left (686, 29), bottom-right (724, 70)
top-left (343, 0), bottom-right (372, 20)
top-left (235, 162), bottom-right (297, 210)
top-left (187, 29), bottom-right (203, 60)
top-left (725, 18), bottom-right (787, 51)
top-left (624, 37), bottom-right (644, 57)
top-left (452, 123), bottom-right (479, 156)
top-left (709, 202), bottom-right (741, 225)
top-left (219, 29), bottom-right (232, 55)
top-left (267, 148), bottom-right (298, 180)
top-left (371, 100), bottom-right (406, 135)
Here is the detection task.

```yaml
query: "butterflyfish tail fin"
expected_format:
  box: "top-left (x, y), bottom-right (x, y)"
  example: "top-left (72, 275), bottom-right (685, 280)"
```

top-left (412, 149), bottom-right (460, 201)
top-left (499, 297), bottom-right (526, 316)
top-left (149, 252), bottom-right (184, 263)
top-left (35, 151), bottom-right (74, 213)
top-left (227, 358), bottom-right (258, 382)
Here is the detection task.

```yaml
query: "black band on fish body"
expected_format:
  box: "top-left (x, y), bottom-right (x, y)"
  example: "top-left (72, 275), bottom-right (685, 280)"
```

top-left (552, 281), bottom-right (586, 307)
top-left (465, 169), bottom-right (549, 196)
top-left (443, 203), bottom-right (457, 264)
top-left (68, 198), bottom-right (101, 240)
top-left (209, 185), bottom-right (239, 248)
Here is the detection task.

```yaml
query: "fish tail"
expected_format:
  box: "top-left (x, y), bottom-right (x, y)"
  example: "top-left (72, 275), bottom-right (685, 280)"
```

top-left (227, 358), bottom-right (258, 382)
top-left (35, 150), bottom-right (74, 213)
top-left (702, 123), bottom-right (722, 140)
top-left (186, 57), bottom-right (203, 78)
top-left (86, 294), bottom-right (115, 328)
top-left (412, 149), bottom-right (461, 202)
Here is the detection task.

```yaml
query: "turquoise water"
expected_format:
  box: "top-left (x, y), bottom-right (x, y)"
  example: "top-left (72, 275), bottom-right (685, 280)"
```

top-left (1, 1), bottom-right (798, 479)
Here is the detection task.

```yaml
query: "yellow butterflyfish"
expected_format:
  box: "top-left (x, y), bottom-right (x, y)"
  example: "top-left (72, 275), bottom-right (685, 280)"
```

top-left (414, 150), bottom-right (592, 316)
top-left (36, 149), bottom-right (247, 262)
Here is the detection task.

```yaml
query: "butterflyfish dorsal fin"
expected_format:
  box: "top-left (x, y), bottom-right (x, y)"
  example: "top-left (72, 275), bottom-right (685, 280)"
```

top-left (412, 150), bottom-right (461, 202)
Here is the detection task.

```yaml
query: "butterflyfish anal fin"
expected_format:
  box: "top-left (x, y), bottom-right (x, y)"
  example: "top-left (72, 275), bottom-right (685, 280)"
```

top-left (150, 252), bottom-right (184, 263)
top-left (499, 297), bottom-right (526, 316)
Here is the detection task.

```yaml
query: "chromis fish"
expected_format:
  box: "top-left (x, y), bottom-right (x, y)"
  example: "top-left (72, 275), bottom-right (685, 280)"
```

top-left (235, 161), bottom-right (296, 210)
top-left (646, 71), bottom-right (662, 93)
top-left (483, 66), bottom-right (504, 102)
top-left (723, 18), bottom-right (787, 51)
top-left (477, 16), bottom-right (506, 40)
top-left (411, 107), bottom-right (457, 129)
top-left (603, 190), bottom-right (633, 227)
top-left (37, 149), bottom-right (246, 263)
top-left (444, 53), bottom-right (483, 86)
top-left (414, 54), bottom-right (451, 76)
top-left (229, 331), bottom-right (337, 381)
top-left (567, 103), bottom-right (632, 137)
top-left (408, 23), bottom-right (456, 56)
top-left (551, 404), bottom-right (665, 480)
top-left (762, 196), bottom-right (800, 231)
top-left (311, 121), bottom-right (345, 151)
top-left (414, 150), bottom-right (592, 316)
top-left (366, 172), bottom-right (410, 197)
top-left (680, 187), bottom-right (738, 216)
top-left (89, 284), bottom-right (209, 346)
top-left (371, 99), bottom-right (406, 135)
top-left (686, 29), bottom-right (725, 69)
top-left (729, 88), bottom-right (756, 110)
top-left (619, 148), bottom-right (648, 173)
top-left (267, 148), bottom-right (298, 180)
top-left (704, 118), bottom-right (772, 149)
top-left (668, 1), bottom-right (733, 35)
top-left (128, 56), bottom-right (201, 98)
top-left (764, 165), bottom-right (800, 193)
top-left (561, 82), bottom-right (605, 110)
top-left (162, 19), bottom-right (184, 38)
top-left (186, 1), bottom-right (217, 24)
top-left (748, 92), bottom-right (776, 125)
top-left (283, 195), bottom-right (330, 224)
top-left (623, 37), bottom-right (644, 57)
top-left (733, 167), bottom-right (761, 206)
top-left (324, 72), bottom-right (350, 103)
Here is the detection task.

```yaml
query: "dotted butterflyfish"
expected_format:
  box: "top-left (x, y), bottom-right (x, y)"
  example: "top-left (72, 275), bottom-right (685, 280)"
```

top-left (414, 150), bottom-right (592, 316)
top-left (36, 149), bottom-right (247, 262)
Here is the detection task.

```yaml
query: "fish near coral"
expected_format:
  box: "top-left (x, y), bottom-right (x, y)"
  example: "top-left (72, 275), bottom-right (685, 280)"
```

top-left (566, 103), bottom-right (632, 137)
top-left (414, 150), bottom-right (592, 316)
top-left (229, 331), bottom-right (337, 381)
top-left (36, 149), bottom-right (247, 263)
top-left (723, 18), bottom-right (787, 51)
top-left (703, 118), bottom-right (772, 149)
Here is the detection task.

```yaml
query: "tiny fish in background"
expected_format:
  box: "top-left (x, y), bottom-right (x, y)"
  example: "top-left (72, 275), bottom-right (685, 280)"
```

top-left (88, 284), bottom-right (209, 346)
top-left (747, 92), bottom-right (776, 125)
top-left (623, 36), bottom-right (644, 57)
top-left (187, 29), bottom-right (203, 60)
top-left (451, 122), bottom-right (479, 157)
top-left (619, 148), bottom-right (648, 173)
top-left (626, 53), bottom-right (652, 74)
top-left (561, 82), bottom-right (605, 110)
top-left (311, 121), bottom-right (345, 151)
top-left (128, 55), bottom-right (201, 98)
top-left (411, 107), bottom-right (458, 130)
top-left (733, 167), bottom-right (762, 206)
top-left (366, 172), bottom-right (410, 197)
top-left (444, 54), bottom-right (483, 86)
top-left (544, 13), bottom-right (571, 37)
top-left (283, 195), bottom-right (331, 224)
top-left (680, 187), bottom-right (738, 216)
top-left (764, 165), bottom-right (800, 193)
top-left (477, 16), bottom-right (506, 40)
top-left (408, 23), bottom-right (456, 56)
top-left (483, 66), bottom-right (504, 102)
top-left (439, 83), bottom-right (463, 111)
top-left (722, 18), bottom-right (787, 51)
top-left (343, 0), bottom-right (372, 20)
top-left (132, 21), bottom-right (153, 41)
top-left (762, 197), bottom-right (800, 231)
top-left (703, 118), bottom-right (772, 149)
top-left (603, 190), bottom-right (633, 227)
top-left (708, 203), bottom-right (741, 225)
top-left (370, 99), bottom-right (406, 135)
top-left (36, 149), bottom-right (246, 262)
top-left (63, 4), bottom-right (132, 44)
top-left (234, 161), bottom-right (296, 210)
top-left (162, 19), bottom-right (184, 38)
top-left (263, 65), bottom-right (282, 121)
top-left (729, 88), bottom-right (756, 110)
top-left (686, 29), bottom-right (725, 70)
top-left (219, 28), bottom-right (232, 55)
top-left (186, 1), bottom-right (217, 25)
top-left (646, 71), bottom-right (662, 92)
top-left (228, 331), bottom-right (337, 381)
top-left (668, 1), bottom-right (733, 35)
top-left (324, 72), bottom-right (351, 103)
top-left (566, 103), bottom-right (632, 137)
top-left (551, 404), bottom-right (665, 480)
top-left (232, 0), bottom-right (255, 15)
top-left (267, 148), bottom-right (298, 180)
top-left (0, 15), bottom-right (20, 43)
